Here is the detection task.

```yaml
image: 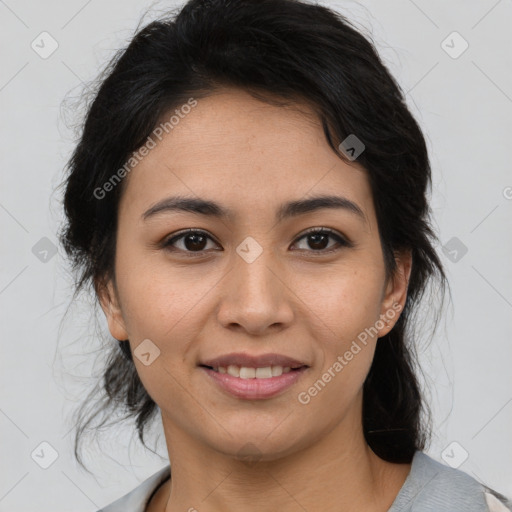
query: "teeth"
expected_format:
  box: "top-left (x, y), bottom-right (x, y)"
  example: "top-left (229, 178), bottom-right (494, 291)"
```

top-left (217, 365), bottom-right (294, 378)
top-left (227, 365), bottom-right (240, 377)
top-left (255, 367), bottom-right (272, 379)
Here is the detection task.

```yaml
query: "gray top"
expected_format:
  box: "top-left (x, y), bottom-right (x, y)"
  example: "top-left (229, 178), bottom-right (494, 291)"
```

top-left (97, 451), bottom-right (512, 511)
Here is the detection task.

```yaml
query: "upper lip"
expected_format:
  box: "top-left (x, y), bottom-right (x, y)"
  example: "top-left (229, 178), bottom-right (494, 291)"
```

top-left (200, 352), bottom-right (309, 369)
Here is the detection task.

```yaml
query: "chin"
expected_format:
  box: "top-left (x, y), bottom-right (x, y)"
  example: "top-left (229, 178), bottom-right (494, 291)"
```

top-left (203, 420), bottom-right (312, 463)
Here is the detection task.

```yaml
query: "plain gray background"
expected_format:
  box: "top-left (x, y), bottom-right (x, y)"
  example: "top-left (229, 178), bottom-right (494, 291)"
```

top-left (1, 0), bottom-right (511, 510)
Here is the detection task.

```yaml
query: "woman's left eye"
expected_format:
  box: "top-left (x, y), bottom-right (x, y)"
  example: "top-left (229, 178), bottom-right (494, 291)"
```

top-left (292, 228), bottom-right (352, 253)
top-left (162, 228), bottom-right (351, 255)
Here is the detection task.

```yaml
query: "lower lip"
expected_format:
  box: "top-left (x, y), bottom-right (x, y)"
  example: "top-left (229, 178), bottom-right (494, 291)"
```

top-left (200, 367), bottom-right (308, 400)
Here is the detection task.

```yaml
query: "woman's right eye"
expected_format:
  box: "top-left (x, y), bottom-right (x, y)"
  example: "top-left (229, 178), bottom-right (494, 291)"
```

top-left (162, 229), bottom-right (220, 255)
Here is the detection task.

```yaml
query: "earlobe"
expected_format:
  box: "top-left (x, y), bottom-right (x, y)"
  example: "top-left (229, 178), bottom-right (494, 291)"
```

top-left (96, 277), bottom-right (129, 341)
top-left (378, 249), bottom-right (412, 337)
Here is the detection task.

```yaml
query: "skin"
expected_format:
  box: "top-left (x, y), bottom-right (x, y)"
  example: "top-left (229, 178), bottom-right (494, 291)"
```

top-left (98, 87), bottom-right (413, 512)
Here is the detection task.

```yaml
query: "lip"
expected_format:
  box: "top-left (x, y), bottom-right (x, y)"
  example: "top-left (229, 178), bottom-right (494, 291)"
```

top-left (200, 366), bottom-right (309, 400)
top-left (200, 352), bottom-right (308, 369)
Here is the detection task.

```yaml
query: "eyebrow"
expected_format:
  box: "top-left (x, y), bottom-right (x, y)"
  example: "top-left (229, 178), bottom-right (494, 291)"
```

top-left (142, 194), bottom-right (367, 225)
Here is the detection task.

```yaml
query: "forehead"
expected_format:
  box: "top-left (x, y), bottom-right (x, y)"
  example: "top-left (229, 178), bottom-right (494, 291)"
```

top-left (119, 88), bottom-right (375, 228)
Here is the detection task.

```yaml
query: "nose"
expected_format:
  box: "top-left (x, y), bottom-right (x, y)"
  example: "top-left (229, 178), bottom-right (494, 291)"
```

top-left (216, 244), bottom-right (294, 336)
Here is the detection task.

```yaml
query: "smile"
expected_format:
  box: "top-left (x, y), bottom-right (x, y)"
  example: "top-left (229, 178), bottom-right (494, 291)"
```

top-left (207, 365), bottom-right (295, 378)
top-left (200, 365), bottom-right (308, 400)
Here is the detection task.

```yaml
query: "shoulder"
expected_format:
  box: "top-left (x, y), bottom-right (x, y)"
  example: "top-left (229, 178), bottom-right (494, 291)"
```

top-left (96, 465), bottom-right (171, 512)
top-left (388, 451), bottom-right (512, 512)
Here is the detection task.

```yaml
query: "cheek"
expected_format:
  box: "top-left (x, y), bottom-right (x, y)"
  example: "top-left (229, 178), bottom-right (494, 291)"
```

top-left (297, 265), bottom-right (384, 399)
top-left (114, 257), bottom-right (225, 405)
top-left (115, 248), bottom-right (211, 337)
top-left (115, 264), bottom-right (202, 409)
top-left (299, 263), bottom-right (384, 340)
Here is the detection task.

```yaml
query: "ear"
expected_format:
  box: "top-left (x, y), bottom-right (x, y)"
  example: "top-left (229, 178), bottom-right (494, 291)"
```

top-left (96, 276), bottom-right (129, 341)
top-left (377, 249), bottom-right (412, 338)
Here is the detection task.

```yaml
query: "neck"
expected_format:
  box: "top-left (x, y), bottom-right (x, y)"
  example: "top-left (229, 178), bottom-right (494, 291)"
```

top-left (151, 405), bottom-right (412, 512)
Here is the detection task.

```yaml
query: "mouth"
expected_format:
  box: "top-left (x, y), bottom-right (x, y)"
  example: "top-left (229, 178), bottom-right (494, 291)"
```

top-left (198, 365), bottom-right (309, 400)
top-left (199, 364), bottom-right (306, 379)
top-left (198, 353), bottom-right (310, 399)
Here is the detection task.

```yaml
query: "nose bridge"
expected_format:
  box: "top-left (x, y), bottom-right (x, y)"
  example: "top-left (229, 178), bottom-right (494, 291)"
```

top-left (234, 234), bottom-right (281, 301)
top-left (217, 234), bottom-right (293, 332)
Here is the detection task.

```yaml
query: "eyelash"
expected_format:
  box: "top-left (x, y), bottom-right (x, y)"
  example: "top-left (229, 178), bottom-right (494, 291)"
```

top-left (161, 227), bottom-right (353, 257)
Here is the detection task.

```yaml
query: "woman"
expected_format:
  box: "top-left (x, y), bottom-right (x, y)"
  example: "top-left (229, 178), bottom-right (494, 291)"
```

top-left (59, 0), bottom-right (512, 510)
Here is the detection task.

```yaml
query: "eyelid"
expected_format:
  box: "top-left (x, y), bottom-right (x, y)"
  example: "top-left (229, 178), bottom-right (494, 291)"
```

top-left (161, 227), bottom-right (353, 254)
top-left (296, 226), bottom-right (350, 243)
top-left (292, 227), bottom-right (353, 252)
top-left (162, 228), bottom-right (219, 250)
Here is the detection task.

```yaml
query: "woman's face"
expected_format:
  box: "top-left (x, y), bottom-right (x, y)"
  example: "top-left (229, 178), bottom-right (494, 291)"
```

top-left (99, 88), bottom-right (411, 461)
